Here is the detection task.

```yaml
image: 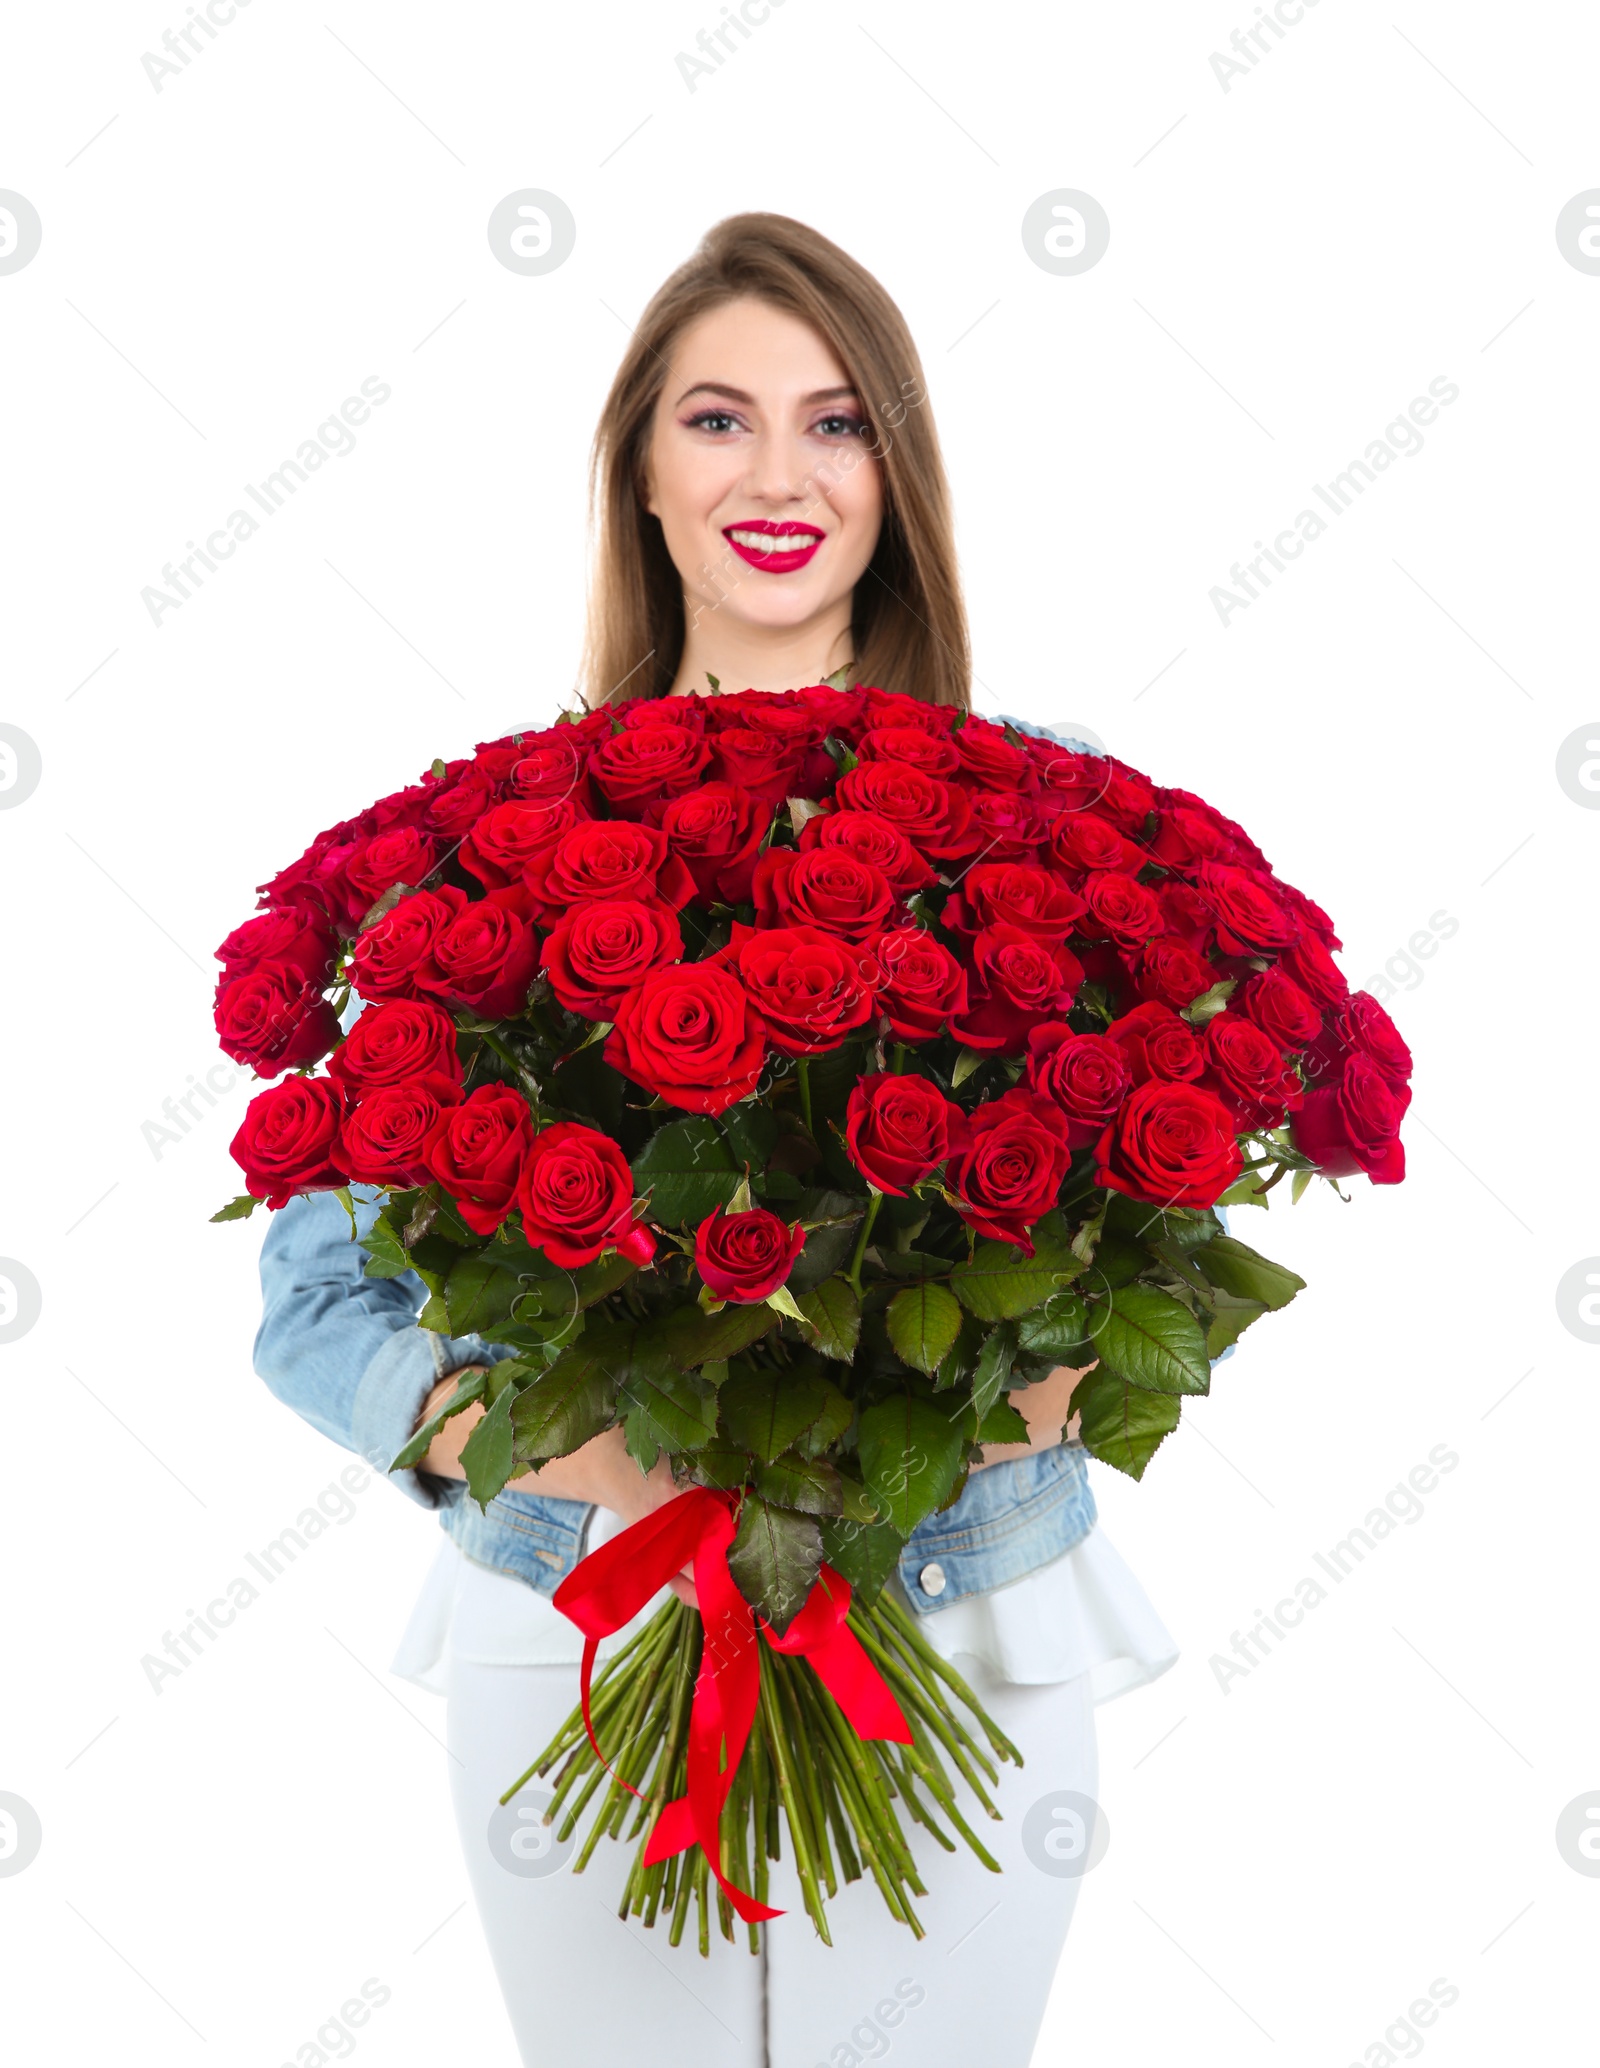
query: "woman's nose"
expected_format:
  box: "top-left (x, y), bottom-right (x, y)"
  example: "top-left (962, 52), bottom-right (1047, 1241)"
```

top-left (742, 427), bottom-right (812, 506)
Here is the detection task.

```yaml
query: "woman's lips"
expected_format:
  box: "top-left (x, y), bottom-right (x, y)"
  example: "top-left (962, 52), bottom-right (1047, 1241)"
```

top-left (722, 521), bottom-right (825, 574)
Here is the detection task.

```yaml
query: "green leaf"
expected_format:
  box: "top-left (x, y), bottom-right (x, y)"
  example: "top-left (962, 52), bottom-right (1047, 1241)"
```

top-left (818, 1514), bottom-right (903, 1600)
top-left (443, 1253), bottom-right (525, 1337)
top-left (753, 1450), bottom-right (843, 1516)
top-left (766, 1284), bottom-right (808, 1325)
top-left (1291, 1168), bottom-right (1314, 1205)
top-left (719, 1100), bottom-right (779, 1179)
top-left (854, 1393), bottom-right (966, 1536)
top-left (1088, 1285), bottom-right (1212, 1397)
top-left (835, 1473), bottom-right (879, 1524)
top-left (210, 1193), bottom-right (260, 1223)
top-left (332, 1185), bottom-right (359, 1237)
top-left (1076, 1231), bottom-right (1148, 1292)
top-left (510, 1339), bottom-right (624, 1463)
top-left (358, 1213), bottom-right (412, 1278)
top-left (1071, 1367), bottom-right (1182, 1480)
top-left (795, 1378), bottom-right (855, 1458)
top-left (951, 1046), bottom-right (986, 1089)
top-left (1104, 1195), bottom-right (1221, 1254)
top-left (719, 1364), bottom-right (831, 1464)
top-left (727, 1496), bottom-right (823, 1634)
top-left (1182, 977), bottom-right (1236, 1027)
top-left (975, 1397), bottom-right (1030, 1444)
top-left (617, 1337), bottom-right (720, 1462)
top-left (795, 1276), bottom-right (861, 1363)
top-left (690, 1441), bottom-right (756, 1490)
top-left (632, 1115), bottom-right (742, 1226)
top-left (664, 1301), bottom-right (779, 1367)
top-left (886, 1281), bottom-right (963, 1376)
top-left (950, 1241), bottom-right (1082, 1323)
top-left (970, 1322), bottom-right (1018, 1420)
top-left (388, 1366), bottom-right (489, 1472)
top-left (1205, 1292), bottom-right (1269, 1358)
top-left (1015, 1295), bottom-right (1092, 1365)
top-left (1214, 1173), bottom-right (1271, 1208)
top-left (1196, 1234), bottom-right (1306, 1311)
top-left (569, 1250), bottom-right (642, 1308)
top-left (459, 1382), bottom-right (517, 1510)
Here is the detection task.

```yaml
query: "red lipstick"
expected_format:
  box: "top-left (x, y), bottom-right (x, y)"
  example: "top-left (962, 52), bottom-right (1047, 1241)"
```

top-left (721, 519), bottom-right (825, 574)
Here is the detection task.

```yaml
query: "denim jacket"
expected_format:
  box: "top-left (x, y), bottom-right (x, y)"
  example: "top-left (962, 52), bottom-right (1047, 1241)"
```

top-left (250, 723), bottom-right (1234, 1616)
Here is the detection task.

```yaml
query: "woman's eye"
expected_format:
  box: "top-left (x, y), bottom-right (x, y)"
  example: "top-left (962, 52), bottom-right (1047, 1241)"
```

top-left (685, 409), bottom-right (740, 434)
top-left (813, 414), bottom-right (865, 438)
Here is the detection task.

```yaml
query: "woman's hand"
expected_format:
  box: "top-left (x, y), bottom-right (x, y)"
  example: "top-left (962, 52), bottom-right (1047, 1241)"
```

top-left (972, 1361), bottom-right (1093, 1470)
top-left (414, 1372), bottom-right (699, 1606)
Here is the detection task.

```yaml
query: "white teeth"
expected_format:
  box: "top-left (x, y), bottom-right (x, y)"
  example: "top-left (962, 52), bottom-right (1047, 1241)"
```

top-left (728, 528), bottom-right (818, 553)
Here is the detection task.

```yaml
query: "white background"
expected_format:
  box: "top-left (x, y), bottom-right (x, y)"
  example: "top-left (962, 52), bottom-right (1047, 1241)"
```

top-left (2, 1), bottom-right (1596, 2061)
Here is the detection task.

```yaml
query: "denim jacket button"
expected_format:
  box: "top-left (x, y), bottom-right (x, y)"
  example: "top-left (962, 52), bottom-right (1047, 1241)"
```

top-left (918, 1562), bottom-right (947, 1597)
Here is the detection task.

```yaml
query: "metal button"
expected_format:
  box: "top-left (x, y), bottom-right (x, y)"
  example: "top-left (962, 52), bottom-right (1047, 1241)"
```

top-left (918, 1562), bottom-right (947, 1597)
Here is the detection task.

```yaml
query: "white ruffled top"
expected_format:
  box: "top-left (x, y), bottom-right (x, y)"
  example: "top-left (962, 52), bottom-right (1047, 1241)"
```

top-left (390, 1477), bottom-right (1178, 1708)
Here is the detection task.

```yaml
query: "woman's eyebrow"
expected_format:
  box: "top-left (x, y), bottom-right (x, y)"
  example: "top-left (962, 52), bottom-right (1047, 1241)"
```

top-left (674, 381), bottom-right (860, 408)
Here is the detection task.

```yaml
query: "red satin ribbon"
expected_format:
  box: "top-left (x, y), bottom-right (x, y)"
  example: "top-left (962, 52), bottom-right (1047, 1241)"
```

top-left (552, 1485), bottom-right (913, 1922)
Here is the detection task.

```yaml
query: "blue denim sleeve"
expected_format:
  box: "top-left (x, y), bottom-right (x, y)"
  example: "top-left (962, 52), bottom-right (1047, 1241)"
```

top-left (253, 1185), bottom-right (520, 1509)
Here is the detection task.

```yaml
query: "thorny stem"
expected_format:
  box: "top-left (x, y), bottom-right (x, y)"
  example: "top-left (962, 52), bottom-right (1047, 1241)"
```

top-left (846, 1190), bottom-right (883, 1298)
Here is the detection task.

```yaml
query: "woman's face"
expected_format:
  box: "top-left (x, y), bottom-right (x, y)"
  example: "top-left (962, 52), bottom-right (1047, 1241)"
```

top-left (642, 297), bottom-right (884, 644)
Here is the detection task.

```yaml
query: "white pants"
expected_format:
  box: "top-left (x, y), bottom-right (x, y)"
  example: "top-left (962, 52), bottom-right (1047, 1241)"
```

top-left (446, 1647), bottom-right (1098, 2067)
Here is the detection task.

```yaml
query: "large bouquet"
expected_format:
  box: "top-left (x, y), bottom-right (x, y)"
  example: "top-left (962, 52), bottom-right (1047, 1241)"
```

top-left (214, 682), bottom-right (1411, 1954)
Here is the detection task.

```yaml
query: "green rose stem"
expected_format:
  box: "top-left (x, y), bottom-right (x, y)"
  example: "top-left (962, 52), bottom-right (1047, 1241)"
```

top-left (796, 1055), bottom-right (814, 1140)
top-left (892, 1043), bottom-right (907, 1075)
top-left (846, 1189), bottom-right (883, 1298)
top-left (758, 1660), bottom-right (831, 1941)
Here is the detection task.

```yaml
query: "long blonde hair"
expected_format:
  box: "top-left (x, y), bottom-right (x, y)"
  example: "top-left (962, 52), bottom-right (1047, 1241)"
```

top-left (581, 213), bottom-right (970, 710)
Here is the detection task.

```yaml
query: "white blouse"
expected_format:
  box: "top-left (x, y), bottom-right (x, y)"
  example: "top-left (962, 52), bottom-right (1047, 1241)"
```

top-left (390, 1484), bottom-right (1178, 1707)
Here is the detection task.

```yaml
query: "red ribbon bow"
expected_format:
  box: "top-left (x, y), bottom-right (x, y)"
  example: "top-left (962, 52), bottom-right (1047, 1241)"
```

top-left (552, 1486), bottom-right (913, 1922)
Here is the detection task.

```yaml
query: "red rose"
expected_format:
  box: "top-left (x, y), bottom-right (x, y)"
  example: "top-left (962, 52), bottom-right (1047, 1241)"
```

top-left (327, 998), bottom-right (463, 1096)
top-left (1025, 1024), bottom-right (1131, 1147)
top-left (953, 720), bottom-right (1034, 794)
top-left (797, 809), bottom-right (935, 895)
top-left (346, 887), bottom-right (466, 1000)
top-left (728, 923), bottom-right (878, 1055)
top-left (1273, 879), bottom-right (1341, 950)
top-left (589, 723), bottom-right (713, 819)
top-left (655, 784), bottom-right (770, 905)
top-left (867, 929), bottom-right (968, 1042)
top-left (523, 819), bottom-right (694, 921)
top-left (1193, 862), bottom-right (1302, 957)
top-left (215, 909), bottom-right (337, 985)
top-left (421, 1084), bottom-right (536, 1235)
top-left (1027, 742), bottom-right (1116, 820)
top-left (945, 1090), bottom-right (1074, 1251)
top-left (844, 1073), bottom-right (969, 1196)
top-left (1302, 990), bottom-right (1413, 1091)
top-left (965, 789), bottom-right (1043, 862)
top-left (1201, 1011), bottom-right (1304, 1130)
top-left (856, 724), bottom-right (961, 779)
top-left (1146, 807), bottom-right (1230, 870)
top-left (415, 891), bottom-right (541, 1019)
top-left (540, 897), bottom-right (682, 1018)
top-left (506, 739), bottom-right (591, 810)
top-left (950, 926), bottom-right (1085, 1053)
top-left (1047, 813), bottom-right (1144, 877)
top-left (605, 963), bottom-right (767, 1115)
top-left (752, 847), bottom-right (897, 941)
top-left (1105, 1000), bottom-right (1205, 1085)
top-left (215, 961), bottom-right (340, 1078)
top-left (855, 688), bottom-right (956, 737)
top-left (345, 827), bottom-right (438, 912)
top-left (943, 862), bottom-right (1086, 944)
top-left (694, 1205), bottom-right (805, 1302)
top-left (1279, 930), bottom-right (1349, 1011)
top-left (516, 1121), bottom-right (654, 1269)
top-left (1134, 935), bottom-right (1218, 1012)
top-left (460, 798), bottom-right (587, 890)
top-left (794, 682), bottom-right (865, 736)
top-left (334, 1079), bottom-right (459, 1189)
top-left (834, 762), bottom-right (978, 862)
top-left (707, 726), bottom-right (808, 805)
top-left (1234, 967), bottom-right (1323, 1052)
top-left (1079, 870), bottom-right (1165, 951)
top-left (230, 1076), bottom-right (347, 1207)
top-left (1093, 1080), bottom-right (1242, 1210)
top-left (622, 697), bottom-right (708, 736)
top-left (1290, 1053), bottom-right (1409, 1183)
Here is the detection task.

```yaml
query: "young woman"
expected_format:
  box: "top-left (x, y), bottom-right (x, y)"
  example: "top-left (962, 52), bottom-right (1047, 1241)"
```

top-left (255, 214), bottom-right (1219, 2067)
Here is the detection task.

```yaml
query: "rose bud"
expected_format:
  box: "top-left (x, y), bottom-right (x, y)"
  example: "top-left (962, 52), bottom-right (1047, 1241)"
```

top-left (1289, 1052), bottom-right (1409, 1184)
top-left (214, 960), bottom-right (340, 1079)
top-left (1025, 1024), bottom-right (1130, 1147)
top-left (694, 1205), bottom-right (805, 1303)
top-left (845, 1073), bottom-right (970, 1197)
top-left (230, 1077), bottom-right (347, 1208)
top-left (945, 1090), bottom-right (1074, 1252)
top-left (604, 962), bottom-right (767, 1116)
top-left (327, 997), bottom-right (463, 1097)
top-left (334, 1079), bottom-right (459, 1190)
top-left (540, 897), bottom-right (682, 1019)
top-left (516, 1121), bottom-right (655, 1269)
top-left (420, 1083), bottom-right (536, 1236)
top-left (1093, 1079), bottom-right (1243, 1210)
